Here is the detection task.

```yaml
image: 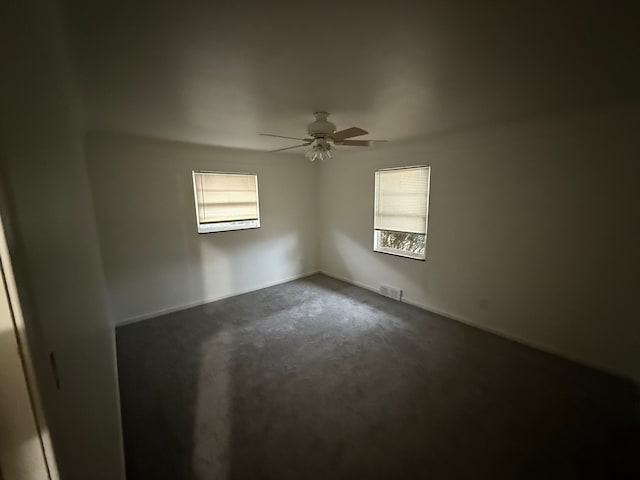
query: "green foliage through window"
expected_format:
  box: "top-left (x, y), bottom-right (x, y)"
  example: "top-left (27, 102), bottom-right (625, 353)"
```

top-left (377, 230), bottom-right (425, 256)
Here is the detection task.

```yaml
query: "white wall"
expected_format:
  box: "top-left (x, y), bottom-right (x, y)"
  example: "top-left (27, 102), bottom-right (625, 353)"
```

top-left (85, 132), bottom-right (319, 324)
top-left (319, 109), bottom-right (640, 383)
top-left (0, 1), bottom-right (124, 478)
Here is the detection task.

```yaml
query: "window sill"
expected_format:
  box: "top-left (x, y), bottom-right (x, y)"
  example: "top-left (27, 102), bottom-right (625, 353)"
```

top-left (373, 247), bottom-right (425, 261)
top-left (197, 219), bottom-right (260, 233)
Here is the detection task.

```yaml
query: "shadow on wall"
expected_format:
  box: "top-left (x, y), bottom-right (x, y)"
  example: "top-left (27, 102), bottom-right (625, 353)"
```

top-left (84, 131), bottom-right (315, 324)
top-left (197, 231), bottom-right (302, 304)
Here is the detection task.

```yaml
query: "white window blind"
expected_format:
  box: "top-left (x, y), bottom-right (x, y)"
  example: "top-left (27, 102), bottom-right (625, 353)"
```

top-left (192, 171), bottom-right (260, 233)
top-left (374, 166), bottom-right (430, 234)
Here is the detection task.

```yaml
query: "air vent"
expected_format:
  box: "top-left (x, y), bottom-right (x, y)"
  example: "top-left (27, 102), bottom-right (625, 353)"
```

top-left (379, 284), bottom-right (402, 301)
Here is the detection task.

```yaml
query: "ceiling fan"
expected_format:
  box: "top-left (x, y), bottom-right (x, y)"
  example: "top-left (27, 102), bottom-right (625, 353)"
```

top-left (260, 112), bottom-right (388, 161)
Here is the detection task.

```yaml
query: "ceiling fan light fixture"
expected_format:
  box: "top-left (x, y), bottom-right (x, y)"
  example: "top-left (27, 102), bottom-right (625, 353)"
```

top-left (305, 142), bottom-right (333, 162)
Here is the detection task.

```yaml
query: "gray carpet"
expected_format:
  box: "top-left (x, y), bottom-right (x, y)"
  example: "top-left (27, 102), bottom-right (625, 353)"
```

top-left (117, 274), bottom-right (638, 479)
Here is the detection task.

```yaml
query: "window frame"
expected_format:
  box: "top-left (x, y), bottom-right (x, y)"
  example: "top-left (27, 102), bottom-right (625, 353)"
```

top-left (192, 170), bottom-right (261, 234)
top-left (373, 165), bottom-right (430, 261)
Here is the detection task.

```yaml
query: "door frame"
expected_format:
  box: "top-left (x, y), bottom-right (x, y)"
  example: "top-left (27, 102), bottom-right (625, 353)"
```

top-left (0, 193), bottom-right (59, 479)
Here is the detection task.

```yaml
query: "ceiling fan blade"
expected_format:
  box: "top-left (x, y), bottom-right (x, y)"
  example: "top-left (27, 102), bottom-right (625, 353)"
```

top-left (260, 134), bottom-right (313, 142)
top-left (331, 127), bottom-right (368, 141)
top-left (337, 140), bottom-right (370, 146)
top-left (335, 139), bottom-right (388, 147)
top-left (270, 143), bottom-right (311, 152)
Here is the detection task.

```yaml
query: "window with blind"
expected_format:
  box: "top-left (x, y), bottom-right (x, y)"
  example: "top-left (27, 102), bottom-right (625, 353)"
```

top-left (374, 166), bottom-right (430, 260)
top-left (192, 171), bottom-right (260, 233)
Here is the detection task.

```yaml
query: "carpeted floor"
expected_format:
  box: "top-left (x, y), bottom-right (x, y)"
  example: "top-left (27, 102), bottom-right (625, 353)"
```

top-left (117, 274), bottom-right (638, 479)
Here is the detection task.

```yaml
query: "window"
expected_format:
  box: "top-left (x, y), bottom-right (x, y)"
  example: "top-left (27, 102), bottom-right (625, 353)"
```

top-left (192, 171), bottom-right (260, 233)
top-left (374, 166), bottom-right (430, 260)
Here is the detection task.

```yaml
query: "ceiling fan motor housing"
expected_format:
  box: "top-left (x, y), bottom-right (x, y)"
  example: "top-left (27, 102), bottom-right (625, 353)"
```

top-left (307, 111), bottom-right (336, 137)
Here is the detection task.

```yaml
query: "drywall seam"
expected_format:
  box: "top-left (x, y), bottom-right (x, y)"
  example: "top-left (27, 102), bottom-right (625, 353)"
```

top-left (319, 269), bottom-right (637, 384)
top-left (116, 270), bottom-right (320, 327)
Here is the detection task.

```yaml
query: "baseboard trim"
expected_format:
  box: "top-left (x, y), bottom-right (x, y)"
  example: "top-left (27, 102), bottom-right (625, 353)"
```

top-left (116, 270), bottom-right (320, 327)
top-left (319, 270), bottom-right (638, 385)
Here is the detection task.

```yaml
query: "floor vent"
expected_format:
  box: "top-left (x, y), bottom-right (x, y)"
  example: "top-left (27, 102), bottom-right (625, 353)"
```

top-left (379, 285), bottom-right (402, 301)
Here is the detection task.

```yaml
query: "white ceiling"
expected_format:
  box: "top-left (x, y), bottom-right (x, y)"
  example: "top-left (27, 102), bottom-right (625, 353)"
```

top-left (62, 0), bottom-right (639, 152)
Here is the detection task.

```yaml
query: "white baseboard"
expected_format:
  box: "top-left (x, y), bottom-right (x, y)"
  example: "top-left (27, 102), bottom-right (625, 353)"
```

top-left (319, 270), bottom-right (638, 385)
top-left (114, 268), bottom-right (638, 385)
top-left (116, 270), bottom-right (320, 327)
